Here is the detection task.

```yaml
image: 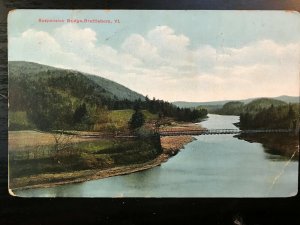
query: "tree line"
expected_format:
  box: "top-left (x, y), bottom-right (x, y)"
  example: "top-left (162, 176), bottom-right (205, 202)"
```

top-left (239, 104), bottom-right (299, 130)
top-left (112, 96), bottom-right (207, 122)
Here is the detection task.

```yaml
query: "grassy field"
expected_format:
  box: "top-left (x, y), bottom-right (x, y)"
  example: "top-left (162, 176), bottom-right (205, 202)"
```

top-left (9, 109), bottom-right (158, 132)
top-left (108, 109), bottom-right (158, 129)
top-left (8, 130), bottom-right (104, 150)
top-left (107, 109), bottom-right (134, 129)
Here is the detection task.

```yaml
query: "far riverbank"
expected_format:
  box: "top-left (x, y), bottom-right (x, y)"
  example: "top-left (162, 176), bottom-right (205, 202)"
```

top-left (236, 133), bottom-right (299, 160)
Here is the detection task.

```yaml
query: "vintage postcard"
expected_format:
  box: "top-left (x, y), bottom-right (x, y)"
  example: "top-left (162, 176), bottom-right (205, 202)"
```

top-left (8, 10), bottom-right (299, 197)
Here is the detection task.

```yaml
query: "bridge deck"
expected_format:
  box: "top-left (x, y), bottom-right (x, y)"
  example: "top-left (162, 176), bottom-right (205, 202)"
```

top-left (159, 129), bottom-right (293, 136)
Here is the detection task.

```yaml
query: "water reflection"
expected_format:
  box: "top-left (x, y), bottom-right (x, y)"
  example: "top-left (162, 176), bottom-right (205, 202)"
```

top-left (236, 132), bottom-right (299, 161)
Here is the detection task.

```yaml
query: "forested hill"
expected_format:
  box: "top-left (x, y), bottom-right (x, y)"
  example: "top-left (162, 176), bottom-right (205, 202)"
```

top-left (214, 98), bottom-right (288, 115)
top-left (86, 74), bottom-right (144, 101)
top-left (8, 61), bottom-right (146, 130)
top-left (243, 98), bottom-right (287, 113)
top-left (9, 61), bottom-right (144, 101)
top-left (9, 61), bottom-right (207, 131)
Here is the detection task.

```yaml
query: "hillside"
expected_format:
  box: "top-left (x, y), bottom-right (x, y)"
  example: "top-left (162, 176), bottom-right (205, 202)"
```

top-left (214, 98), bottom-right (287, 116)
top-left (8, 61), bottom-right (146, 130)
top-left (243, 98), bottom-right (287, 113)
top-left (86, 74), bottom-right (144, 101)
top-left (9, 61), bottom-right (145, 101)
top-left (214, 101), bottom-right (244, 115)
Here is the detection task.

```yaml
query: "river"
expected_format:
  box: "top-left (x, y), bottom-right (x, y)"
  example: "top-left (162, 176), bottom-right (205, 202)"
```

top-left (14, 114), bottom-right (298, 197)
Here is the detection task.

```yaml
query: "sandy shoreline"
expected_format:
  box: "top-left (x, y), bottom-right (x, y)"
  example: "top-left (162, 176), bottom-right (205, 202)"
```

top-left (10, 123), bottom-right (203, 192)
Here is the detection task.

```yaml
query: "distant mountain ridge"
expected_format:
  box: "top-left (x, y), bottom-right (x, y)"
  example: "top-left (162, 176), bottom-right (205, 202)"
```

top-left (214, 98), bottom-right (289, 116)
top-left (9, 61), bottom-right (145, 101)
top-left (173, 95), bottom-right (299, 108)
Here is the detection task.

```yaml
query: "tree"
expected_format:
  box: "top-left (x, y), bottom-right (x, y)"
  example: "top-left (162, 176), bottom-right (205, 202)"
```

top-left (73, 103), bottom-right (87, 124)
top-left (51, 130), bottom-right (76, 162)
top-left (288, 104), bottom-right (296, 120)
top-left (129, 110), bottom-right (145, 130)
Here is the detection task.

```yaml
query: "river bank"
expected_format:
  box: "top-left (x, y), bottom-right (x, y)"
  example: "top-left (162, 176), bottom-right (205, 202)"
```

top-left (236, 133), bottom-right (299, 160)
top-left (10, 123), bottom-right (203, 192)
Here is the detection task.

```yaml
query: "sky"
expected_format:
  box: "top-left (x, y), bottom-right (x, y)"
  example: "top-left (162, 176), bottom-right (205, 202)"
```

top-left (8, 10), bottom-right (300, 102)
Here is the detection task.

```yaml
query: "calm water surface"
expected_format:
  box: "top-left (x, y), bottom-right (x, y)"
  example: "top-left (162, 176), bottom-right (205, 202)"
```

top-left (15, 114), bottom-right (298, 197)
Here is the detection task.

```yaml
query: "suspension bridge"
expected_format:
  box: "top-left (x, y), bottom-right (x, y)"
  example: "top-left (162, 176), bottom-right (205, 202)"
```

top-left (159, 128), bottom-right (294, 136)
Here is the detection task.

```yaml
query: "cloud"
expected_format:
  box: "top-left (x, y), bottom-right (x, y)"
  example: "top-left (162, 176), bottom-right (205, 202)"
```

top-left (9, 25), bottom-right (141, 76)
top-left (9, 28), bottom-right (83, 67)
top-left (122, 34), bottom-right (157, 59)
top-left (215, 40), bottom-right (300, 67)
top-left (8, 24), bottom-right (300, 101)
top-left (122, 26), bottom-right (194, 69)
top-left (54, 24), bottom-right (97, 53)
top-left (147, 26), bottom-right (190, 52)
